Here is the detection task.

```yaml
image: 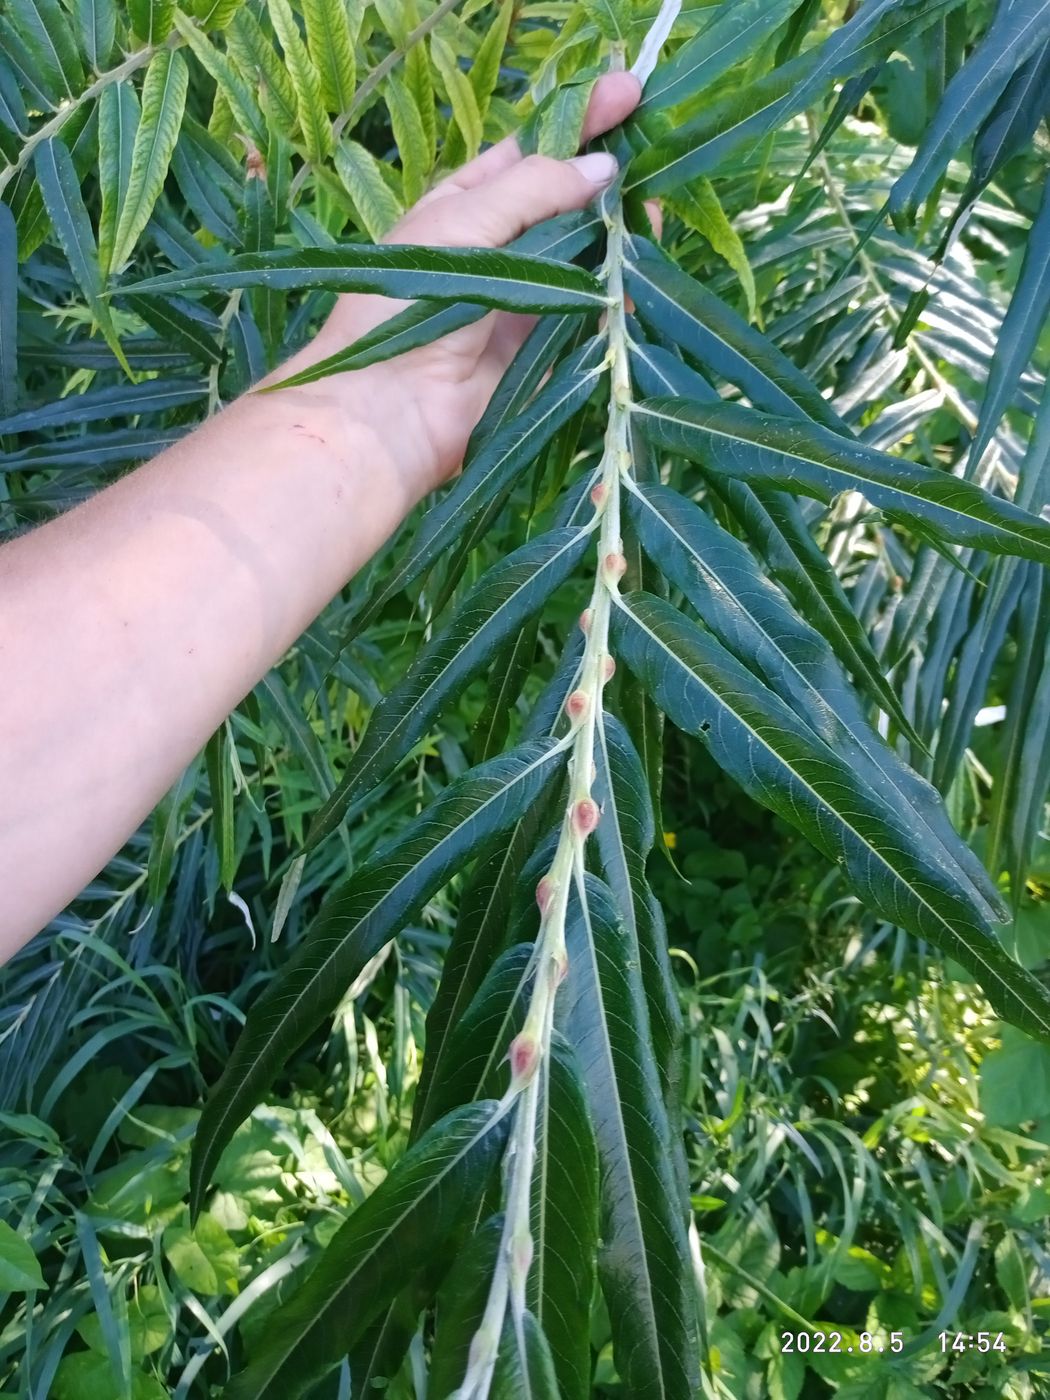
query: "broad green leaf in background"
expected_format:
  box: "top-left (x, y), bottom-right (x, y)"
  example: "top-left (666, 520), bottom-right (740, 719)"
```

top-left (635, 397), bottom-right (1050, 565)
top-left (127, 0), bottom-right (175, 44)
top-left (110, 49), bottom-right (188, 275)
top-left (190, 740), bottom-right (567, 1218)
top-left (225, 1103), bottom-right (511, 1400)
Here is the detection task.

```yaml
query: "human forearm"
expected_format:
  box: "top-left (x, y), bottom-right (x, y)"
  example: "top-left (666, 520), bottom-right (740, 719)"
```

top-left (0, 376), bottom-right (416, 956)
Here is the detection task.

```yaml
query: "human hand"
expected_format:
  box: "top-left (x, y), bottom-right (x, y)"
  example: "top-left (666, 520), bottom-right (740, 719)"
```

top-left (275, 72), bottom-right (642, 504)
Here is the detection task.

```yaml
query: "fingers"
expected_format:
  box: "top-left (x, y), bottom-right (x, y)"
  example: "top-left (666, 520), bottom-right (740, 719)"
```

top-left (406, 70), bottom-right (642, 213)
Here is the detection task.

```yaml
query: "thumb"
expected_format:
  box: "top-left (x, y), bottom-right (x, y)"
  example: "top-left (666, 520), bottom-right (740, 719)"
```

top-left (402, 151), bottom-right (620, 250)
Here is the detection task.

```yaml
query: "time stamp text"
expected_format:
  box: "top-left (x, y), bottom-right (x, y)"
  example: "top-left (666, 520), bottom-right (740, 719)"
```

top-left (779, 1330), bottom-right (1012, 1356)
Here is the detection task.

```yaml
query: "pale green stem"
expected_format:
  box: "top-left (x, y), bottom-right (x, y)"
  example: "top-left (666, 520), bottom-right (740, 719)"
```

top-left (452, 112), bottom-right (636, 1400)
top-left (0, 39), bottom-right (176, 197)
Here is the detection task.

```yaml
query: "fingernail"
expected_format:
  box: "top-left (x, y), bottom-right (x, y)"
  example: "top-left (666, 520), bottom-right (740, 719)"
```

top-left (570, 152), bottom-right (619, 185)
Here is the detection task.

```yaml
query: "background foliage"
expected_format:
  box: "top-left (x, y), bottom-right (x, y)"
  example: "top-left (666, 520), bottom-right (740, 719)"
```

top-left (2, 0), bottom-right (1050, 1396)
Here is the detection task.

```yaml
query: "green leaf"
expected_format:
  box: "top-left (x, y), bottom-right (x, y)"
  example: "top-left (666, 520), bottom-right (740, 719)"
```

top-left (127, 0), bottom-right (175, 44)
top-left (225, 1103), bottom-right (511, 1400)
top-left (642, 0), bottom-right (802, 111)
top-left (97, 80), bottom-right (140, 280)
top-left (538, 79), bottom-right (597, 160)
top-left (126, 243), bottom-right (608, 311)
top-left (0, 201), bottom-right (18, 418)
top-left (334, 140), bottom-right (403, 239)
top-left (560, 875), bottom-right (701, 1399)
top-left (470, 0), bottom-right (513, 119)
top-left (432, 32), bottom-right (483, 160)
top-left (492, 1311), bottom-right (561, 1399)
top-left (967, 171), bottom-right (1050, 476)
top-left (528, 1035), bottom-right (599, 1400)
top-left (414, 944), bottom-right (533, 1136)
top-left (624, 237), bottom-right (845, 431)
top-left (581, 0), bottom-right (630, 41)
top-left (386, 74), bottom-right (430, 206)
top-left (635, 396), bottom-right (1050, 565)
top-left (226, 6), bottom-right (299, 140)
top-left (593, 715), bottom-right (685, 1115)
top-left (205, 724), bottom-right (236, 892)
top-left (625, 479), bottom-right (1006, 921)
top-left (269, 0), bottom-right (332, 162)
top-left (264, 212), bottom-right (601, 388)
top-left (666, 180), bottom-right (757, 322)
top-left (123, 293), bottom-right (223, 364)
top-left (630, 0), bottom-right (954, 195)
top-left (889, 0), bottom-right (1050, 219)
top-left (430, 1216), bottom-right (504, 1395)
top-left (349, 336), bottom-right (605, 633)
top-left (0, 1219), bottom-right (46, 1291)
top-left (163, 1214), bottom-right (240, 1295)
top-left (173, 11), bottom-right (265, 149)
top-left (0, 378), bottom-right (205, 433)
top-left (110, 49), bottom-right (189, 275)
top-left (190, 739), bottom-right (567, 1219)
top-left (308, 527), bottom-right (590, 847)
top-left (611, 591), bottom-right (1050, 1039)
top-left (34, 138), bottom-right (129, 375)
top-left (712, 477), bottom-right (917, 760)
top-left (13, 0), bottom-right (84, 100)
top-left (76, 0), bottom-right (116, 72)
top-left (302, 0), bottom-right (356, 114)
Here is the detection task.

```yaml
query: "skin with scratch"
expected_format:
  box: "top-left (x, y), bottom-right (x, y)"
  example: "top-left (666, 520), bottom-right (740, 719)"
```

top-left (0, 73), bottom-right (642, 961)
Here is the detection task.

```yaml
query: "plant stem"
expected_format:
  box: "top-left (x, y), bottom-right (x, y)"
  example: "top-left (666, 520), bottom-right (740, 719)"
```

top-left (452, 123), bottom-right (636, 1400)
top-left (0, 40), bottom-right (174, 198)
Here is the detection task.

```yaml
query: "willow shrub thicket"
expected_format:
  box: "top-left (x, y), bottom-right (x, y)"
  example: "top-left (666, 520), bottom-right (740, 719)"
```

top-left (2, 0), bottom-right (1050, 1396)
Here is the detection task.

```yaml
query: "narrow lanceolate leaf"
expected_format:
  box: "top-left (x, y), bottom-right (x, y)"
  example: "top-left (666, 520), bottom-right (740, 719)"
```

top-left (492, 1312), bottom-right (561, 1399)
top-left (110, 50), bottom-right (188, 274)
top-left (431, 33), bottom-right (482, 160)
top-left (967, 172), bottom-right (1050, 476)
top-left (15, 0), bottom-right (84, 98)
top-left (890, 0), bottom-right (1050, 219)
top-left (560, 876), bottom-right (701, 1400)
top-left (712, 478), bottom-right (913, 748)
top-left (414, 944), bottom-right (533, 1137)
top-left (612, 592), bottom-right (1050, 1040)
top-left (624, 237), bottom-right (846, 431)
top-left (667, 180), bottom-right (757, 322)
top-left (386, 75), bottom-right (429, 206)
top-left (126, 243), bottom-right (609, 311)
top-left (302, 0), bottom-right (355, 113)
top-left (76, 0), bottom-right (116, 71)
top-left (630, 0), bottom-right (953, 194)
top-left (642, 0), bottom-right (802, 112)
top-left (269, 0), bottom-right (332, 162)
top-left (307, 528), bottom-right (591, 848)
top-left (593, 716), bottom-right (685, 1116)
top-left (124, 293), bottom-right (223, 364)
top-left (350, 338), bottom-right (605, 633)
top-left (0, 202), bottom-right (18, 417)
top-left (127, 0), bottom-right (175, 43)
top-left (529, 1035), bottom-right (599, 1400)
top-left (0, 378), bottom-right (205, 433)
top-left (626, 480), bottom-right (1006, 922)
top-left (189, 740), bottom-right (567, 1219)
top-left (635, 397), bottom-right (1050, 565)
top-left (430, 1219), bottom-right (504, 1394)
top-left (33, 139), bottom-right (128, 373)
top-left (225, 1104), bottom-right (510, 1400)
top-left (266, 211), bottom-right (602, 388)
top-left (97, 81), bottom-right (140, 279)
top-left (334, 141), bottom-right (403, 239)
top-left (581, 0), bottom-right (630, 41)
